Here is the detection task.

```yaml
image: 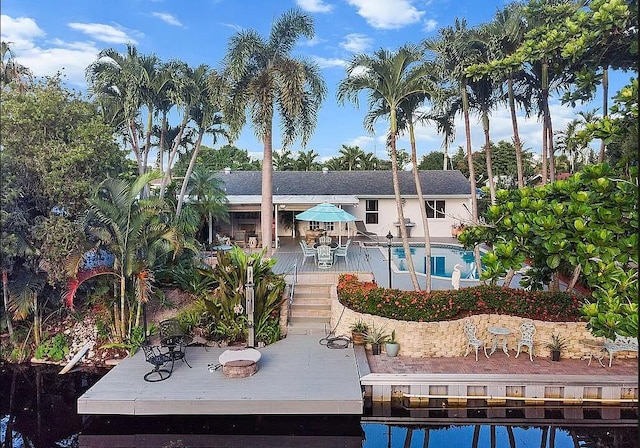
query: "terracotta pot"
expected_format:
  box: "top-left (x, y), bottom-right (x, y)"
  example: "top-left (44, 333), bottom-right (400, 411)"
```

top-left (351, 331), bottom-right (365, 345)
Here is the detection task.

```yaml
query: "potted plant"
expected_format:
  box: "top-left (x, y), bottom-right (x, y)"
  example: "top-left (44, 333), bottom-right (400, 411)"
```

top-left (365, 324), bottom-right (389, 355)
top-left (546, 333), bottom-right (567, 361)
top-left (350, 319), bottom-right (368, 346)
top-left (385, 330), bottom-right (400, 357)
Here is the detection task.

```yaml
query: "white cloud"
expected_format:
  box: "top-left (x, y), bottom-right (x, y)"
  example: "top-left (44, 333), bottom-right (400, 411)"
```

top-left (1, 15), bottom-right (45, 51)
top-left (346, 135), bottom-right (375, 150)
top-left (423, 19), bottom-right (437, 33)
top-left (151, 12), bottom-right (184, 27)
top-left (299, 35), bottom-right (325, 47)
top-left (296, 0), bottom-right (334, 13)
top-left (17, 42), bottom-right (100, 87)
top-left (346, 0), bottom-right (424, 29)
top-left (313, 56), bottom-right (346, 69)
top-left (68, 22), bottom-right (138, 45)
top-left (340, 33), bottom-right (372, 53)
top-left (220, 22), bottom-right (243, 32)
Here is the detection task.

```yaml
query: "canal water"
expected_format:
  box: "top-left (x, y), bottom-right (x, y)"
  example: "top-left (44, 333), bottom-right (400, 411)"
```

top-left (1, 364), bottom-right (637, 447)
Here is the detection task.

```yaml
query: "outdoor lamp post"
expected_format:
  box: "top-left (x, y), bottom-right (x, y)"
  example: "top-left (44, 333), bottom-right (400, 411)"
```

top-left (246, 266), bottom-right (255, 348)
top-left (386, 231), bottom-right (393, 288)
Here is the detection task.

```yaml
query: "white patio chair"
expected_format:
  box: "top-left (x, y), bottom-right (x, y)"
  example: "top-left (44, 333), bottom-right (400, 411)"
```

top-left (333, 239), bottom-right (351, 266)
top-left (316, 244), bottom-right (333, 269)
top-left (299, 241), bottom-right (317, 266)
top-left (464, 320), bottom-right (488, 361)
top-left (318, 235), bottom-right (332, 245)
top-left (515, 320), bottom-right (536, 362)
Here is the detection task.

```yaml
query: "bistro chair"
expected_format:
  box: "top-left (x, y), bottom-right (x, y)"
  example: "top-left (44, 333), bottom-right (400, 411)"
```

top-left (318, 235), bottom-right (332, 245)
top-left (515, 320), bottom-right (536, 362)
top-left (299, 241), bottom-right (317, 266)
top-left (159, 319), bottom-right (192, 368)
top-left (464, 320), bottom-right (488, 361)
top-left (142, 343), bottom-right (174, 382)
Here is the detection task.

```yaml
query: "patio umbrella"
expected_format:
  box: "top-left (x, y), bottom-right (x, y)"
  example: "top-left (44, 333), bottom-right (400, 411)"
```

top-left (295, 202), bottom-right (356, 245)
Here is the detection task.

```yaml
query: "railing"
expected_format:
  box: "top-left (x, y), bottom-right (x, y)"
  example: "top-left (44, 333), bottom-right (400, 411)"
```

top-left (287, 261), bottom-right (298, 322)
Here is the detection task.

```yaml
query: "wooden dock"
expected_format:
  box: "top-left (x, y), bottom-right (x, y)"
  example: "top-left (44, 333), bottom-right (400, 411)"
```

top-left (77, 334), bottom-right (363, 415)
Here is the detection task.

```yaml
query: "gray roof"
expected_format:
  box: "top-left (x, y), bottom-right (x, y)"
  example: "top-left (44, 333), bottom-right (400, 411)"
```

top-left (217, 170), bottom-right (471, 197)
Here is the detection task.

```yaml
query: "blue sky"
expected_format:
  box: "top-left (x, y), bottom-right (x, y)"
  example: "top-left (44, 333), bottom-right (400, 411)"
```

top-left (1, 0), bottom-right (630, 163)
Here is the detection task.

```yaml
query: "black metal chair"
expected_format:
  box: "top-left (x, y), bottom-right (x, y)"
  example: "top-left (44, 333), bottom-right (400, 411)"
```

top-left (159, 319), bottom-right (192, 368)
top-left (142, 344), bottom-right (174, 382)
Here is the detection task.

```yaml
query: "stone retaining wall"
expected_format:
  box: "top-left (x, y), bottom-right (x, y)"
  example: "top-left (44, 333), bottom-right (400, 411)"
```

top-left (329, 283), bottom-right (634, 361)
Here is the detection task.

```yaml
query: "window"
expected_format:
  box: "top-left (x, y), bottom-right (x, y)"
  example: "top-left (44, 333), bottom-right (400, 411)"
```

top-left (425, 200), bottom-right (445, 219)
top-left (365, 200), bottom-right (378, 224)
top-left (310, 221), bottom-right (334, 231)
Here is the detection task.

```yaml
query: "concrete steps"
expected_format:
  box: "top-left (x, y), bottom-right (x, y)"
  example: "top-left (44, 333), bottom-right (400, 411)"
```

top-left (288, 283), bottom-right (332, 335)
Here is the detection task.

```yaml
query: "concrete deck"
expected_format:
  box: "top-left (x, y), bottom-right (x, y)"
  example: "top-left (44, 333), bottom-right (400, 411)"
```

top-left (78, 334), bottom-right (363, 415)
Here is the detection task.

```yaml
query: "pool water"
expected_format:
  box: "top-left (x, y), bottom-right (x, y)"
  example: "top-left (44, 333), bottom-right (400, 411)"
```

top-left (390, 244), bottom-right (481, 279)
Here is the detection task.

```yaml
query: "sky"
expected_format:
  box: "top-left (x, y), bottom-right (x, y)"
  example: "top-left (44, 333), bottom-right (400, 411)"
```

top-left (1, 0), bottom-right (632, 164)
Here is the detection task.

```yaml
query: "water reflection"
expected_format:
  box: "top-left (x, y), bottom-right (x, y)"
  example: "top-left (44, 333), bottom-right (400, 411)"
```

top-left (1, 365), bottom-right (637, 448)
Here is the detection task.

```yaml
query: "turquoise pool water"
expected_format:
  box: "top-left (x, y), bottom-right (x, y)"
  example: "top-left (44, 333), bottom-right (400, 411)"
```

top-left (390, 244), bottom-right (481, 279)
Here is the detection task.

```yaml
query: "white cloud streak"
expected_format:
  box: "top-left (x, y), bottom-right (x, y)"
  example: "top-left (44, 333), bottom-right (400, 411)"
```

top-left (68, 22), bottom-right (138, 44)
top-left (340, 33), bottom-right (372, 53)
top-left (151, 12), bottom-right (184, 27)
top-left (313, 56), bottom-right (346, 69)
top-left (296, 0), bottom-right (334, 13)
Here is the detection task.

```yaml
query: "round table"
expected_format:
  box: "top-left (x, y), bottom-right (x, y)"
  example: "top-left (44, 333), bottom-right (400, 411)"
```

top-left (487, 326), bottom-right (511, 357)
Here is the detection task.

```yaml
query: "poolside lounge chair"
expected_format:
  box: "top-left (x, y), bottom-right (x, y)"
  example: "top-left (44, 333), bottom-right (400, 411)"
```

top-left (355, 220), bottom-right (377, 237)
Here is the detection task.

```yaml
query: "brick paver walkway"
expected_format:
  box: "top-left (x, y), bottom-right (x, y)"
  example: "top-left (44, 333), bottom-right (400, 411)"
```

top-left (366, 351), bottom-right (638, 376)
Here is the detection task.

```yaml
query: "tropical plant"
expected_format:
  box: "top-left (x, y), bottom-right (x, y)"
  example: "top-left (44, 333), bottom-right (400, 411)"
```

top-left (365, 323), bottom-right (389, 345)
top-left (223, 8), bottom-right (327, 256)
top-left (186, 166), bottom-right (229, 245)
top-left (64, 172), bottom-right (183, 343)
top-left (349, 319), bottom-right (369, 333)
top-left (201, 246), bottom-right (286, 345)
top-left (545, 333), bottom-right (567, 352)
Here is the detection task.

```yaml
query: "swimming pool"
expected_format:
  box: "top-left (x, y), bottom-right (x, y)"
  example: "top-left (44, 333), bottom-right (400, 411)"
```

top-left (388, 244), bottom-right (482, 280)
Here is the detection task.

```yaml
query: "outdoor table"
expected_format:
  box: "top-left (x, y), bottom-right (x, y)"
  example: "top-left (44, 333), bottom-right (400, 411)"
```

top-left (211, 245), bottom-right (233, 252)
top-left (313, 242), bottom-right (338, 249)
top-left (582, 339), bottom-right (606, 367)
top-left (487, 326), bottom-right (511, 357)
top-left (161, 334), bottom-right (193, 367)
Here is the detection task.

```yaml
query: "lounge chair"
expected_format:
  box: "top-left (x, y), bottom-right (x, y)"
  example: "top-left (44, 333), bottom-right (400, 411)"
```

top-left (354, 220), bottom-right (377, 237)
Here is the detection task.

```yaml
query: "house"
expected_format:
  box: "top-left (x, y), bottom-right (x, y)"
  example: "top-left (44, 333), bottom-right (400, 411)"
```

top-left (216, 168), bottom-right (472, 245)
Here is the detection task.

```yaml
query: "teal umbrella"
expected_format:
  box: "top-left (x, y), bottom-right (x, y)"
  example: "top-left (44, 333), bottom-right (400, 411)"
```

top-left (296, 202), bottom-right (355, 244)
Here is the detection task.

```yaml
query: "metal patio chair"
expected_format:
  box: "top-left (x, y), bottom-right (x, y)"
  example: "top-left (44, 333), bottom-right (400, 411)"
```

top-left (299, 241), bottom-right (317, 266)
top-left (515, 320), bottom-right (536, 362)
top-left (333, 239), bottom-right (351, 265)
top-left (159, 319), bottom-right (192, 368)
top-left (142, 343), bottom-right (174, 382)
top-left (316, 244), bottom-right (333, 269)
top-left (464, 320), bottom-right (488, 361)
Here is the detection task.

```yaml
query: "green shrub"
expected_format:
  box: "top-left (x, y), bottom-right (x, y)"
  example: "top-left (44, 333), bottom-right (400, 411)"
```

top-left (34, 334), bottom-right (69, 361)
top-left (337, 274), bottom-right (583, 322)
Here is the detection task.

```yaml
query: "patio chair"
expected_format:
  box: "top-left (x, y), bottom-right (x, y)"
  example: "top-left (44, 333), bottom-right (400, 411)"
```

top-left (463, 320), bottom-right (488, 361)
top-left (316, 244), bottom-right (333, 269)
top-left (515, 320), bottom-right (536, 362)
top-left (333, 239), bottom-right (351, 265)
top-left (299, 241), bottom-right (317, 266)
top-left (233, 230), bottom-right (247, 247)
top-left (318, 235), bottom-right (332, 245)
top-left (159, 319), bottom-right (192, 368)
top-left (142, 343), bottom-right (174, 382)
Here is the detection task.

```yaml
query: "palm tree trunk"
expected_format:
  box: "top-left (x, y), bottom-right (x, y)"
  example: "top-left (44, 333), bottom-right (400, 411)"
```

top-left (143, 107), bottom-right (153, 175)
top-left (507, 76), bottom-right (525, 188)
top-left (391, 110), bottom-right (420, 291)
top-left (482, 111), bottom-right (496, 204)
top-left (409, 121), bottom-right (431, 292)
top-left (599, 67), bottom-right (608, 162)
top-left (547, 118), bottom-right (556, 182)
top-left (159, 114), bottom-right (167, 172)
top-left (208, 211), bottom-right (213, 245)
top-left (462, 85), bottom-right (483, 277)
top-left (262, 124), bottom-right (274, 257)
top-left (176, 131), bottom-right (205, 217)
top-left (160, 115), bottom-right (189, 198)
top-left (540, 62), bottom-right (549, 185)
top-left (119, 276), bottom-right (126, 342)
top-left (33, 292), bottom-right (40, 346)
top-left (2, 269), bottom-right (14, 338)
top-left (130, 121), bottom-right (144, 177)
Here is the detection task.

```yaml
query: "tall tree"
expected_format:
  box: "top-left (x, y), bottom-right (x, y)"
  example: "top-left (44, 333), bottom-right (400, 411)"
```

top-left (223, 8), bottom-right (327, 255)
top-left (187, 167), bottom-right (229, 245)
top-left (338, 45), bottom-right (432, 291)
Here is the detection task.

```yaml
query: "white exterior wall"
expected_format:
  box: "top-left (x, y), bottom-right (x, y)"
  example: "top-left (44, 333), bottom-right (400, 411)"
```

top-left (346, 197), bottom-right (471, 239)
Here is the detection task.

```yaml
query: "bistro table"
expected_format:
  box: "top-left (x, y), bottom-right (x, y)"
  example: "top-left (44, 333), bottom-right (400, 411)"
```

top-left (160, 334), bottom-right (193, 368)
top-left (487, 326), bottom-right (511, 357)
top-left (313, 242), bottom-right (338, 249)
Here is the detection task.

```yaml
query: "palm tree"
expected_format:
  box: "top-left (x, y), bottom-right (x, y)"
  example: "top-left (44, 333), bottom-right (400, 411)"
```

top-left (337, 45), bottom-right (432, 291)
top-left (175, 66), bottom-right (227, 218)
top-left (64, 172), bottom-right (182, 342)
top-left (187, 167), bottom-right (229, 245)
top-left (338, 145), bottom-right (365, 171)
top-left (1, 41), bottom-right (32, 91)
top-left (273, 149), bottom-right (295, 170)
top-left (223, 8), bottom-right (327, 256)
top-left (296, 149), bottom-right (319, 171)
